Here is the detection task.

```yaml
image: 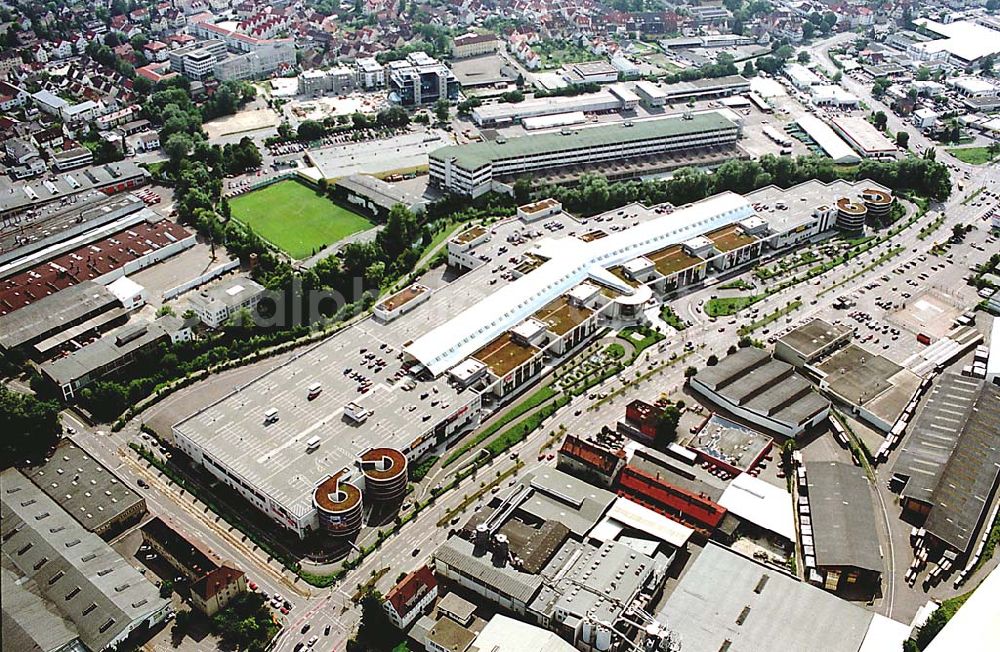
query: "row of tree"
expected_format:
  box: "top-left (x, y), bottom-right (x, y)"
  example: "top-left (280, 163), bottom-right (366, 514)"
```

top-left (535, 154), bottom-right (951, 217)
top-left (294, 106), bottom-right (410, 141)
top-left (0, 387), bottom-right (61, 469)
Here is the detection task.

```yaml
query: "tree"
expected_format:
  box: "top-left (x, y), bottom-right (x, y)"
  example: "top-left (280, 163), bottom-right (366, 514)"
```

top-left (707, 354), bottom-right (719, 366)
top-left (802, 22), bottom-right (816, 40)
top-left (982, 54), bottom-right (995, 74)
top-left (211, 593), bottom-right (278, 652)
top-left (872, 111), bottom-right (888, 131)
top-left (684, 366), bottom-right (698, 378)
top-left (434, 99), bottom-right (450, 123)
top-left (832, 70), bottom-right (842, 83)
top-left (172, 609), bottom-right (191, 638)
top-left (159, 579), bottom-right (174, 598)
top-left (349, 592), bottom-right (404, 652)
top-left (872, 77), bottom-right (891, 98)
top-left (376, 106), bottom-right (409, 128)
top-left (915, 66), bottom-right (931, 82)
top-left (742, 60), bottom-right (755, 77)
top-left (501, 89), bottom-right (525, 103)
top-left (513, 177), bottom-right (533, 204)
top-left (896, 131), bottom-right (910, 149)
top-left (297, 120), bottom-right (325, 141)
top-left (653, 404), bottom-right (682, 449)
top-left (797, 51), bottom-right (810, 64)
top-left (0, 387), bottom-right (61, 469)
top-left (989, 0), bottom-right (1000, 12)
top-left (163, 132), bottom-right (194, 166)
top-left (79, 381), bottom-right (129, 422)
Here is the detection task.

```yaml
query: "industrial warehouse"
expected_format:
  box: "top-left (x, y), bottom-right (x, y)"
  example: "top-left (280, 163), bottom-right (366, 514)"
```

top-left (172, 179), bottom-right (894, 543)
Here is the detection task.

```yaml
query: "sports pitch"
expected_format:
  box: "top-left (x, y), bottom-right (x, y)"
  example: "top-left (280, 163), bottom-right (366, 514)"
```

top-left (230, 180), bottom-right (373, 259)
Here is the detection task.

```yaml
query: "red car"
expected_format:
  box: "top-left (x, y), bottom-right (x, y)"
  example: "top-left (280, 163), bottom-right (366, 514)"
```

top-left (248, 581), bottom-right (258, 591)
top-left (280, 607), bottom-right (289, 615)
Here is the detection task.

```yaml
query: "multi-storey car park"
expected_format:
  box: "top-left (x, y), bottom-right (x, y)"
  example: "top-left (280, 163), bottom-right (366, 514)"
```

top-left (429, 111), bottom-right (742, 197)
top-left (171, 179), bottom-right (894, 541)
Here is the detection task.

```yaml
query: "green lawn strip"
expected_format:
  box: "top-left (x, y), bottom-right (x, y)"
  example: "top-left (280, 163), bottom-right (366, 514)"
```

top-left (484, 395), bottom-right (572, 457)
top-left (441, 386), bottom-right (557, 467)
top-left (818, 245), bottom-right (905, 297)
top-left (409, 455), bottom-right (438, 482)
top-left (918, 215), bottom-right (946, 240)
top-left (718, 278), bottom-right (755, 290)
top-left (738, 301), bottom-right (803, 336)
top-left (660, 305), bottom-right (688, 330)
top-left (961, 186), bottom-right (986, 206)
top-left (605, 343), bottom-right (626, 360)
top-left (972, 510), bottom-right (1000, 574)
top-left (947, 147), bottom-right (997, 165)
top-left (419, 220), bottom-right (465, 262)
top-left (230, 180), bottom-right (373, 259)
top-left (618, 326), bottom-right (667, 353)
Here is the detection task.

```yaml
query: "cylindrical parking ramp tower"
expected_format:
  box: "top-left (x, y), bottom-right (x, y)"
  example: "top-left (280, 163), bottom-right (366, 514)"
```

top-left (313, 473), bottom-right (363, 538)
top-left (360, 447), bottom-right (408, 503)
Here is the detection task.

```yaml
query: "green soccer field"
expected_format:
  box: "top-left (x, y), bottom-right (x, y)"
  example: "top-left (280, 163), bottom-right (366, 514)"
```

top-left (230, 180), bottom-right (373, 259)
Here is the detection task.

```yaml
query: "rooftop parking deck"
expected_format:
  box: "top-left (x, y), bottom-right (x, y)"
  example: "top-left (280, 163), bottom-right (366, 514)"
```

top-left (172, 321), bottom-right (472, 519)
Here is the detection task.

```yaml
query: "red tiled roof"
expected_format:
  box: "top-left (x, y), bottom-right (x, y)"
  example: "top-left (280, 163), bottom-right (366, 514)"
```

top-left (0, 220), bottom-right (191, 316)
top-left (617, 464), bottom-right (726, 531)
top-left (385, 565), bottom-right (436, 618)
top-left (191, 565), bottom-right (245, 601)
top-left (559, 435), bottom-right (624, 476)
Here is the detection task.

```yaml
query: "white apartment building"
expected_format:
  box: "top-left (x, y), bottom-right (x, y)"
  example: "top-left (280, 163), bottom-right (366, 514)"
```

top-left (355, 57), bottom-right (385, 89)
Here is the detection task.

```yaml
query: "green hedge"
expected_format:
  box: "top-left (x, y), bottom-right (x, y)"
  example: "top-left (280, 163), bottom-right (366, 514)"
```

top-left (442, 386), bottom-right (557, 467)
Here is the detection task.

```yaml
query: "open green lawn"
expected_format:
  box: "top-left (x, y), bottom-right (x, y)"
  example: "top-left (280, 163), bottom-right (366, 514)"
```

top-left (705, 294), bottom-right (762, 317)
top-left (946, 146), bottom-right (997, 165)
top-left (230, 180), bottom-right (373, 259)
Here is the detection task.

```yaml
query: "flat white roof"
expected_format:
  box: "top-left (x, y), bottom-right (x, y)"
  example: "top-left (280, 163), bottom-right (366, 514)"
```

top-left (567, 282), bottom-right (600, 304)
top-left (988, 316), bottom-right (1000, 378)
top-left (858, 614), bottom-right (913, 652)
top-left (811, 84), bottom-right (859, 104)
top-left (924, 563), bottom-right (1000, 651)
top-left (590, 496), bottom-right (694, 549)
top-left (831, 116), bottom-right (897, 155)
top-left (786, 63), bottom-right (822, 87)
top-left (405, 192), bottom-right (753, 375)
top-left (634, 80), bottom-right (667, 99)
top-left (522, 111), bottom-right (587, 130)
top-left (951, 76), bottom-right (997, 94)
top-left (609, 84), bottom-right (641, 103)
top-left (718, 472), bottom-right (796, 541)
top-left (797, 114), bottom-right (861, 164)
top-left (473, 615), bottom-right (576, 652)
top-left (106, 275), bottom-right (144, 302)
top-left (913, 19), bottom-right (1000, 63)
